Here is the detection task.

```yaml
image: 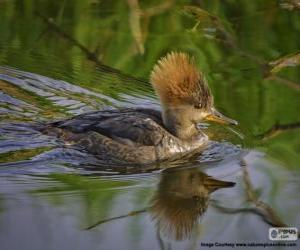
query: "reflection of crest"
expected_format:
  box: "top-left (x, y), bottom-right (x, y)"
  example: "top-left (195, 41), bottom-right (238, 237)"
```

top-left (149, 167), bottom-right (235, 240)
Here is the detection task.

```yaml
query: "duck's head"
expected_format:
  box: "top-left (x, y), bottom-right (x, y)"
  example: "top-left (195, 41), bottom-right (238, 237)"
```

top-left (150, 52), bottom-right (237, 140)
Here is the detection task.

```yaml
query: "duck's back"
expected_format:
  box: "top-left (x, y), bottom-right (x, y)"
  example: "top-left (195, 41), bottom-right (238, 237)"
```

top-left (48, 108), bottom-right (166, 146)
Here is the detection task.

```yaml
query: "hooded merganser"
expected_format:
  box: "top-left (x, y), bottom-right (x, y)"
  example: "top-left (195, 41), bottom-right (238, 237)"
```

top-left (43, 52), bottom-right (237, 164)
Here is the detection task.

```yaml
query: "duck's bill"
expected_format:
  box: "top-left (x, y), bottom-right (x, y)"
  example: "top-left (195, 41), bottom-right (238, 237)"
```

top-left (204, 176), bottom-right (235, 192)
top-left (206, 108), bottom-right (238, 125)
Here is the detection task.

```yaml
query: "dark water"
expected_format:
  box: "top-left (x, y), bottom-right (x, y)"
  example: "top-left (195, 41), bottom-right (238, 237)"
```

top-left (0, 1), bottom-right (299, 250)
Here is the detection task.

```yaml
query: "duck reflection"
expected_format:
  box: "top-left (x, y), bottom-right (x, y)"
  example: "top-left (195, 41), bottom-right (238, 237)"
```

top-left (149, 167), bottom-right (235, 240)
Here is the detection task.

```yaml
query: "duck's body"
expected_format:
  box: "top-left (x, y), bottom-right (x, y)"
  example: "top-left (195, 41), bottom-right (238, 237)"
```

top-left (50, 108), bottom-right (164, 144)
top-left (44, 108), bottom-right (207, 164)
top-left (43, 52), bottom-right (237, 165)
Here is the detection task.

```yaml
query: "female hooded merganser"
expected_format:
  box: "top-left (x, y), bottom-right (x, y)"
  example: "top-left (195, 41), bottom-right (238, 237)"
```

top-left (43, 52), bottom-right (237, 164)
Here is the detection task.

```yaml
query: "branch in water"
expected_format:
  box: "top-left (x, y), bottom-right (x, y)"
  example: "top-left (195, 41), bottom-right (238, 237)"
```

top-left (211, 202), bottom-right (286, 227)
top-left (85, 208), bottom-right (147, 230)
top-left (212, 159), bottom-right (298, 236)
top-left (240, 159), bottom-right (295, 230)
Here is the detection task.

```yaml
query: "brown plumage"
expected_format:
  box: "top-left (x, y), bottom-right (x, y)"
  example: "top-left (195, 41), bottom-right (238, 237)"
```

top-left (150, 52), bottom-right (213, 109)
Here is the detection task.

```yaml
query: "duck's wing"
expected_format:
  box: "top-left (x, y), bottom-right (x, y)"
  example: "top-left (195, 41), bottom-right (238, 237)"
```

top-left (48, 108), bottom-right (166, 146)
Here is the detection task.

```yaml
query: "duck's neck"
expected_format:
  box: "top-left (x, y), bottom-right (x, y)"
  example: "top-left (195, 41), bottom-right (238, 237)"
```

top-left (162, 108), bottom-right (199, 140)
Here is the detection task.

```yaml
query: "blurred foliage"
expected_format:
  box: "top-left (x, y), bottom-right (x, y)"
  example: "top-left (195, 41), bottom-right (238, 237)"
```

top-left (0, 0), bottom-right (299, 168)
top-left (269, 52), bottom-right (300, 73)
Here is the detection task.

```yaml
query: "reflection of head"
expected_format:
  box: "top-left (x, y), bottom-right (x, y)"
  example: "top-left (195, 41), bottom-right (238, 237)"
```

top-left (149, 168), bottom-right (235, 240)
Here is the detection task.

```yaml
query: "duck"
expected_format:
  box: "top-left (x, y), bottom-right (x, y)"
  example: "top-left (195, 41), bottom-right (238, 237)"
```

top-left (42, 52), bottom-right (237, 165)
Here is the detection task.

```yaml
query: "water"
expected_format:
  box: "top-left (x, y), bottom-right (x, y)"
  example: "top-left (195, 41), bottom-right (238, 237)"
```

top-left (0, 1), bottom-right (299, 249)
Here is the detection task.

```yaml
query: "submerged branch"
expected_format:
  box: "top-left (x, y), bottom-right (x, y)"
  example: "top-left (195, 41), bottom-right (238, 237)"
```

top-left (212, 159), bottom-right (298, 236)
top-left (85, 208), bottom-right (147, 230)
top-left (257, 122), bottom-right (300, 140)
top-left (240, 159), bottom-right (291, 228)
top-left (211, 203), bottom-right (286, 227)
top-left (156, 228), bottom-right (167, 250)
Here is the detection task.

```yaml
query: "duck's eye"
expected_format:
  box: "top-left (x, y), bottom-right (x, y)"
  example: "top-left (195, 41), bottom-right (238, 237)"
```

top-left (194, 104), bottom-right (202, 109)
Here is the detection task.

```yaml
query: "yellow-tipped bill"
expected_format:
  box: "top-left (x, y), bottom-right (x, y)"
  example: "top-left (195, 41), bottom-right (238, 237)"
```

top-left (204, 176), bottom-right (235, 192)
top-left (206, 108), bottom-right (238, 125)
